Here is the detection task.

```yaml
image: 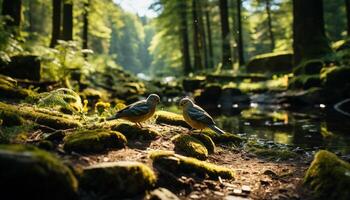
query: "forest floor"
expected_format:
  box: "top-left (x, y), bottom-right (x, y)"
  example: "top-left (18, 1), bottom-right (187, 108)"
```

top-left (59, 123), bottom-right (312, 200)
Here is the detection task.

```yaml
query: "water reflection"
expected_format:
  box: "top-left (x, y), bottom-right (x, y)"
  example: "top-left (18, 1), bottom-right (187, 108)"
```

top-left (212, 105), bottom-right (350, 154)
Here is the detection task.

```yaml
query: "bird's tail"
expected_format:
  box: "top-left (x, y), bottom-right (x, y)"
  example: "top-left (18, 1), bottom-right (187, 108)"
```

top-left (106, 115), bottom-right (119, 121)
top-left (208, 124), bottom-right (225, 135)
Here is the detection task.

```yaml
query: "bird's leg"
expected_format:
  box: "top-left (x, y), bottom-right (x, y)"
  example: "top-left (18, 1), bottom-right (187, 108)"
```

top-left (139, 123), bottom-right (143, 128)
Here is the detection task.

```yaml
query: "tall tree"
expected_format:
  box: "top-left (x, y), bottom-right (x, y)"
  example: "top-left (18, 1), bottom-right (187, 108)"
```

top-left (82, 0), bottom-right (89, 50)
top-left (192, 0), bottom-right (203, 70)
top-left (62, 0), bottom-right (73, 41)
top-left (179, 0), bottom-right (192, 74)
top-left (204, 1), bottom-right (214, 68)
top-left (219, 0), bottom-right (232, 69)
top-left (346, 0), bottom-right (350, 36)
top-left (2, 0), bottom-right (22, 32)
top-left (50, 0), bottom-right (62, 47)
top-left (236, 0), bottom-right (245, 66)
top-left (198, 0), bottom-right (209, 69)
top-left (293, 0), bottom-right (332, 65)
top-left (265, 0), bottom-right (275, 51)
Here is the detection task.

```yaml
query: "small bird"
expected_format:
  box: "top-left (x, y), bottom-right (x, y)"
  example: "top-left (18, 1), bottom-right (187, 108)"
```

top-left (107, 94), bottom-right (160, 127)
top-left (179, 97), bottom-right (225, 134)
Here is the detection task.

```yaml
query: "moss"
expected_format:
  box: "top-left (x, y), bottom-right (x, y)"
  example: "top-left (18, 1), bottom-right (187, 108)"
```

top-left (293, 59), bottom-right (324, 75)
top-left (171, 134), bottom-right (208, 160)
top-left (0, 110), bottom-right (25, 126)
top-left (0, 76), bottom-right (37, 100)
top-left (304, 150), bottom-right (350, 200)
top-left (80, 161), bottom-right (156, 197)
top-left (0, 102), bottom-right (82, 129)
top-left (191, 133), bottom-right (215, 154)
top-left (0, 144), bottom-right (78, 200)
top-left (155, 111), bottom-right (191, 128)
top-left (63, 129), bottom-right (127, 153)
top-left (247, 147), bottom-right (298, 160)
top-left (321, 66), bottom-right (350, 88)
top-left (246, 52), bottom-right (293, 73)
top-left (195, 129), bottom-right (243, 145)
top-left (111, 121), bottom-right (161, 140)
top-left (95, 101), bottom-right (110, 115)
top-left (150, 150), bottom-right (235, 180)
top-left (288, 75), bottom-right (321, 90)
top-left (37, 140), bottom-right (55, 150)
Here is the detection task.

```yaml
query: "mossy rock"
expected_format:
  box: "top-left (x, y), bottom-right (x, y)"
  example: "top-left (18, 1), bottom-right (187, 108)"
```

top-left (196, 129), bottom-right (243, 145)
top-left (155, 111), bottom-right (191, 128)
top-left (63, 129), bottom-right (127, 153)
top-left (293, 59), bottom-right (324, 75)
top-left (288, 75), bottom-right (321, 90)
top-left (0, 75), bottom-right (37, 100)
top-left (0, 144), bottom-right (78, 200)
top-left (148, 187), bottom-right (180, 200)
top-left (191, 133), bottom-right (215, 154)
top-left (0, 110), bottom-right (25, 126)
top-left (194, 84), bottom-right (222, 104)
top-left (182, 77), bottom-right (206, 92)
top-left (321, 66), bottom-right (350, 89)
top-left (171, 134), bottom-right (208, 160)
top-left (0, 102), bottom-right (82, 129)
top-left (246, 52), bottom-right (293, 73)
top-left (111, 121), bottom-right (161, 140)
top-left (79, 161), bottom-right (156, 198)
top-left (247, 147), bottom-right (297, 160)
top-left (150, 150), bottom-right (234, 180)
top-left (304, 150), bottom-right (350, 200)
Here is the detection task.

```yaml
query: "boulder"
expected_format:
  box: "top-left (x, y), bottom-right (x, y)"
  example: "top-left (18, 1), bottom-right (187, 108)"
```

top-left (79, 161), bottom-right (156, 198)
top-left (150, 151), bottom-right (235, 180)
top-left (155, 111), bottom-right (191, 129)
top-left (246, 52), bottom-right (293, 73)
top-left (63, 129), bottom-right (127, 153)
top-left (111, 121), bottom-right (161, 140)
top-left (293, 59), bottom-right (324, 75)
top-left (0, 55), bottom-right (41, 81)
top-left (304, 150), bottom-right (350, 200)
top-left (148, 187), bottom-right (180, 200)
top-left (171, 134), bottom-right (208, 160)
top-left (0, 145), bottom-right (78, 200)
top-left (182, 77), bottom-right (206, 92)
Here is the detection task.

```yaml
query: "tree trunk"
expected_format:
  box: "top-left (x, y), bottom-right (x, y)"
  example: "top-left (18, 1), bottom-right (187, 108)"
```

top-left (198, 0), bottom-right (208, 69)
top-left (293, 0), bottom-right (331, 65)
top-left (62, 2), bottom-right (73, 41)
top-left (192, 0), bottom-right (203, 70)
top-left (219, 0), bottom-right (232, 69)
top-left (205, 3), bottom-right (214, 68)
top-left (265, 0), bottom-right (275, 51)
top-left (346, 0), bottom-right (350, 36)
top-left (236, 0), bottom-right (245, 66)
top-left (179, 0), bottom-right (192, 75)
top-left (50, 0), bottom-right (62, 47)
top-left (82, 0), bottom-right (89, 51)
top-left (2, 0), bottom-right (22, 31)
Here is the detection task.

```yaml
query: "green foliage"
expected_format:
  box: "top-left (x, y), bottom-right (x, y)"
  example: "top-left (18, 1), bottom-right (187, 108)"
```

top-left (38, 40), bottom-right (91, 83)
top-left (37, 88), bottom-right (84, 114)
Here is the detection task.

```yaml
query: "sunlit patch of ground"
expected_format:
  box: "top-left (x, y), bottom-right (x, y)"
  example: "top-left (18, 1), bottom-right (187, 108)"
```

top-left (62, 123), bottom-right (311, 200)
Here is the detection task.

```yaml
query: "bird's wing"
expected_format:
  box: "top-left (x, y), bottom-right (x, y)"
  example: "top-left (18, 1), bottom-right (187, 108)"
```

top-left (116, 100), bottom-right (150, 117)
top-left (187, 105), bottom-right (215, 125)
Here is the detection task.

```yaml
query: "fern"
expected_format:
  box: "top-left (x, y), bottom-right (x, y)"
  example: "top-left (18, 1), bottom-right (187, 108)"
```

top-left (37, 88), bottom-right (83, 114)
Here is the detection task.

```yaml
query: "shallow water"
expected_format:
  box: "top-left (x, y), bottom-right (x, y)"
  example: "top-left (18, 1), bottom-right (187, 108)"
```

top-left (213, 104), bottom-right (350, 155)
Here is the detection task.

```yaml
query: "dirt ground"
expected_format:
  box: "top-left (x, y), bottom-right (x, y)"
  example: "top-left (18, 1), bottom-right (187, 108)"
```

top-left (60, 123), bottom-right (312, 200)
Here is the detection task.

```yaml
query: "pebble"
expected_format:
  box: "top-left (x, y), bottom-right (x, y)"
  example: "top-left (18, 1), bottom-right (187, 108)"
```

top-left (241, 185), bottom-right (251, 193)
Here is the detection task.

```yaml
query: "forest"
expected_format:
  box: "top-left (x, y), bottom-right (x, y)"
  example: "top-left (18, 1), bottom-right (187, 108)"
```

top-left (1, 0), bottom-right (350, 199)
